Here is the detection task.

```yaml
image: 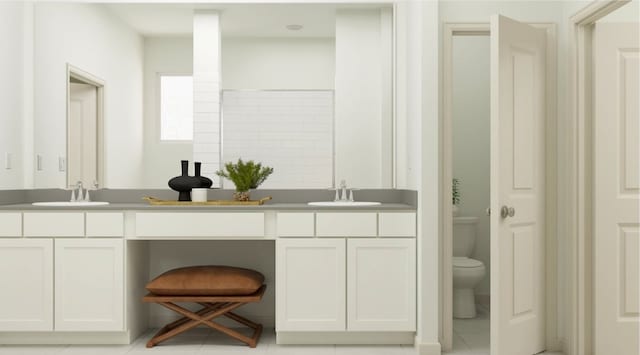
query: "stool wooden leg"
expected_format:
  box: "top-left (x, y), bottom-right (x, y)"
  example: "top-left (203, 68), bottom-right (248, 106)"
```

top-left (147, 302), bottom-right (245, 348)
top-left (144, 291), bottom-right (266, 349)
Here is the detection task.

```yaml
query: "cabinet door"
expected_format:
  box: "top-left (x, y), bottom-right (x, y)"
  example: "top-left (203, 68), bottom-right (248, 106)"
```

top-left (347, 238), bottom-right (416, 331)
top-left (276, 238), bottom-right (346, 331)
top-left (0, 239), bottom-right (53, 331)
top-left (55, 239), bottom-right (124, 331)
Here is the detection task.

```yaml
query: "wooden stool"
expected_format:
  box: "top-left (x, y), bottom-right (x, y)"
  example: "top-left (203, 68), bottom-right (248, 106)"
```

top-left (143, 266), bottom-right (266, 349)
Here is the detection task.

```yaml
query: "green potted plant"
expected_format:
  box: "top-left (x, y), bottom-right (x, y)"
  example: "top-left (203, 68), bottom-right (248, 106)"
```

top-left (452, 178), bottom-right (461, 216)
top-left (216, 159), bottom-right (274, 201)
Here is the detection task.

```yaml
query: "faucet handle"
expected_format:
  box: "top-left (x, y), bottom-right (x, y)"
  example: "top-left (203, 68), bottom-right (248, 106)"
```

top-left (348, 188), bottom-right (360, 202)
top-left (328, 187), bottom-right (340, 202)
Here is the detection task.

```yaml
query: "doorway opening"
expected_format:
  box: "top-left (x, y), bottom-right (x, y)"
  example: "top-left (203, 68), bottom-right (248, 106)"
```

top-left (66, 65), bottom-right (105, 189)
top-left (449, 32), bottom-right (491, 353)
top-left (441, 21), bottom-right (558, 354)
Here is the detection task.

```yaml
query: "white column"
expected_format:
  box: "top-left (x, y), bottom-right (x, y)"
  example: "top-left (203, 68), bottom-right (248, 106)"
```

top-left (335, 9), bottom-right (393, 189)
top-left (193, 11), bottom-right (221, 186)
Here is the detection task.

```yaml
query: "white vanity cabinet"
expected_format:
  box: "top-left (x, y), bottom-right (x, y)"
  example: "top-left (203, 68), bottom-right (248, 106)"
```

top-left (276, 238), bottom-right (346, 331)
top-left (0, 212), bottom-right (125, 334)
top-left (0, 239), bottom-right (54, 331)
top-left (54, 239), bottom-right (124, 331)
top-left (275, 211), bottom-right (417, 337)
top-left (347, 238), bottom-right (416, 331)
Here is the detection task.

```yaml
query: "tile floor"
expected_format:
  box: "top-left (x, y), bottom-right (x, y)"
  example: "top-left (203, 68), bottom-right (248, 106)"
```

top-left (0, 328), bottom-right (416, 355)
top-left (451, 304), bottom-right (490, 354)
top-left (0, 307), bottom-right (564, 355)
top-left (450, 305), bottom-right (563, 355)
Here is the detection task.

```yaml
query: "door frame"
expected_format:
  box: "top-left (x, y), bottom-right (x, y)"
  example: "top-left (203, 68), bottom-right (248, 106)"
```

top-left (565, 1), bottom-right (631, 355)
top-left (440, 22), bottom-right (558, 352)
top-left (66, 64), bottom-right (105, 188)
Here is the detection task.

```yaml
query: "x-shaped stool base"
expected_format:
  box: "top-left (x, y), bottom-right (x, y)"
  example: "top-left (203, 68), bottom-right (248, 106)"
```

top-left (143, 285), bottom-right (266, 349)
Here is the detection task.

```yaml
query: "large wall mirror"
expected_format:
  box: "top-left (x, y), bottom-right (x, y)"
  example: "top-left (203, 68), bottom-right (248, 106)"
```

top-left (0, 2), bottom-right (395, 190)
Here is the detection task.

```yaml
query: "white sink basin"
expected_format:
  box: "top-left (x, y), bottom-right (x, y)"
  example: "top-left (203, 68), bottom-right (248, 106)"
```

top-left (32, 201), bottom-right (110, 207)
top-left (307, 201), bottom-right (381, 207)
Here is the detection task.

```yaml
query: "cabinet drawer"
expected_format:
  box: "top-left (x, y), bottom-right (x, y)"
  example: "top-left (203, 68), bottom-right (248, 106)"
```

top-left (277, 212), bottom-right (314, 237)
top-left (135, 212), bottom-right (265, 237)
top-left (24, 213), bottom-right (84, 237)
top-left (86, 213), bottom-right (124, 237)
top-left (316, 213), bottom-right (377, 237)
top-left (0, 213), bottom-right (22, 237)
top-left (378, 212), bottom-right (416, 237)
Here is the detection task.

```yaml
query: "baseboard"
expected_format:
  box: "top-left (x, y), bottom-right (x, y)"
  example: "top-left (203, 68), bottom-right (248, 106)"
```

top-left (276, 331), bottom-right (415, 345)
top-left (415, 341), bottom-right (442, 355)
top-left (0, 331), bottom-right (131, 345)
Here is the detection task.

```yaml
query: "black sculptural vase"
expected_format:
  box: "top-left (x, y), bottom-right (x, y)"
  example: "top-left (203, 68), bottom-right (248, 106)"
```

top-left (168, 160), bottom-right (200, 201)
top-left (194, 162), bottom-right (213, 188)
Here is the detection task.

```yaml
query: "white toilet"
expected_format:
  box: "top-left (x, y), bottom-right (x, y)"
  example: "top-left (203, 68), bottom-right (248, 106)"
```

top-left (452, 216), bottom-right (485, 318)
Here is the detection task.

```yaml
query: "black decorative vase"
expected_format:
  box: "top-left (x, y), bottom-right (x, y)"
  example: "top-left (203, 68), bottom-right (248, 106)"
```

top-left (168, 160), bottom-right (200, 201)
top-left (194, 162), bottom-right (213, 188)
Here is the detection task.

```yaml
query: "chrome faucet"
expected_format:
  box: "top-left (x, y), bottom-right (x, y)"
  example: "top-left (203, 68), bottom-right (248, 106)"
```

top-left (70, 181), bottom-right (88, 202)
top-left (339, 180), bottom-right (348, 201)
top-left (330, 180), bottom-right (358, 202)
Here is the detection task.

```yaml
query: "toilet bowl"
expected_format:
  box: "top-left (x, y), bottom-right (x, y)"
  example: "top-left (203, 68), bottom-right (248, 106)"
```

top-left (452, 257), bottom-right (485, 318)
top-left (452, 216), bottom-right (485, 319)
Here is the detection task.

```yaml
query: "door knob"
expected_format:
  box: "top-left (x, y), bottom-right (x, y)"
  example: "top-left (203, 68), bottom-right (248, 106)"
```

top-left (500, 206), bottom-right (515, 218)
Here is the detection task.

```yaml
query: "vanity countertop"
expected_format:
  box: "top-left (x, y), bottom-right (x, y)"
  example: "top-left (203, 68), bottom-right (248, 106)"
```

top-left (0, 202), bottom-right (416, 211)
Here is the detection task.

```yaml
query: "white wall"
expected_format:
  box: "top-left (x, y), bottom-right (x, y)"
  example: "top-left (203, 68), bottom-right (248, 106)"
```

top-left (0, 2), bottom-right (26, 189)
top-left (452, 35), bottom-right (491, 297)
top-left (335, 9), bottom-right (393, 189)
top-left (143, 38), bottom-right (193, 188)
top-left (599, 0), bottom-right (640, 22)
top-left (222, 37), bottom-right (335, 90)
top-left (33, 3), bottom-right (144, 188)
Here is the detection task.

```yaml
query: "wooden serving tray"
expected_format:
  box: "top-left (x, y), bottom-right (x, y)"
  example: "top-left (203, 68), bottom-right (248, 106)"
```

top-left (143, 196), bottom-right (272, 206)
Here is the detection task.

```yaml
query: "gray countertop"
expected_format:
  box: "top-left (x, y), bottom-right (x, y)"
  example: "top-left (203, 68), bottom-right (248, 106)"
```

top-left (0, 202), bottom-right (416, 211)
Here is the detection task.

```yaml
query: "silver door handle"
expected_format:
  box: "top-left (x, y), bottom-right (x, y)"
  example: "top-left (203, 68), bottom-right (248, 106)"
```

top-left (500, 206), bottom-right (515, 218)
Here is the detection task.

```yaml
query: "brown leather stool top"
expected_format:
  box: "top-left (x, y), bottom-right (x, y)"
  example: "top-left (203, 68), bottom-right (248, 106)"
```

top-left (143, 265), bottom-right (266, 349)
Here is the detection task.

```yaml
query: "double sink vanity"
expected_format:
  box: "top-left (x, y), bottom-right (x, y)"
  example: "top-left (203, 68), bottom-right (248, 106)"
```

top-left (0, 191), bottom-right (417, 346)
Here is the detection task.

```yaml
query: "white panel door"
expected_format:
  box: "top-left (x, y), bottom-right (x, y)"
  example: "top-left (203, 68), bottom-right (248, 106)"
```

top-left (55, 239), bottom-right (124, 331)
top-left (594, 23), bottom-right (640, 355)
top-left (490, 15), bottom-right (546, 355)
top-left (347, 238), bottom-right (416, 331)
top-left (276, 238), bottom-right (346, 331)
top-left (0, 239), bottom-right (53, 331)
top-left (68, 83), bottom-right (98, 187)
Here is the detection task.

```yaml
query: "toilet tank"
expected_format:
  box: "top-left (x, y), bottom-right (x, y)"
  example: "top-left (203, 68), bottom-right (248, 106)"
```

top-left (453, 217), bottom-right (479, 257)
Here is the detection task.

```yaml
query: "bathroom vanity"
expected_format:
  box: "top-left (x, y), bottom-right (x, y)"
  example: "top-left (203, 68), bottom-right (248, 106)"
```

top-left (0, 204), bottom-right (416, 345)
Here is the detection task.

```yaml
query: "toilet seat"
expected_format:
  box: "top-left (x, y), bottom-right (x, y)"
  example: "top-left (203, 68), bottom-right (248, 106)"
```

top-left (453, 257), bottom-right (483, 268)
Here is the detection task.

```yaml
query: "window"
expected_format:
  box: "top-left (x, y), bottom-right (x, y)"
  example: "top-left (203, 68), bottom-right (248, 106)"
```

top-left (159, 75), bottom-right (193, 141)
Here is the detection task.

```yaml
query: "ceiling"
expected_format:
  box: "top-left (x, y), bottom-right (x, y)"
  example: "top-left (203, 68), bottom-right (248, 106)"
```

top-left (103, 3), bottom-right (390, 38)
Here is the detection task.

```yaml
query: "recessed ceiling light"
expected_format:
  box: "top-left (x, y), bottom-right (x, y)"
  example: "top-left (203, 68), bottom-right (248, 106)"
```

top-left (286, 24), bottom-right (303, 31)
